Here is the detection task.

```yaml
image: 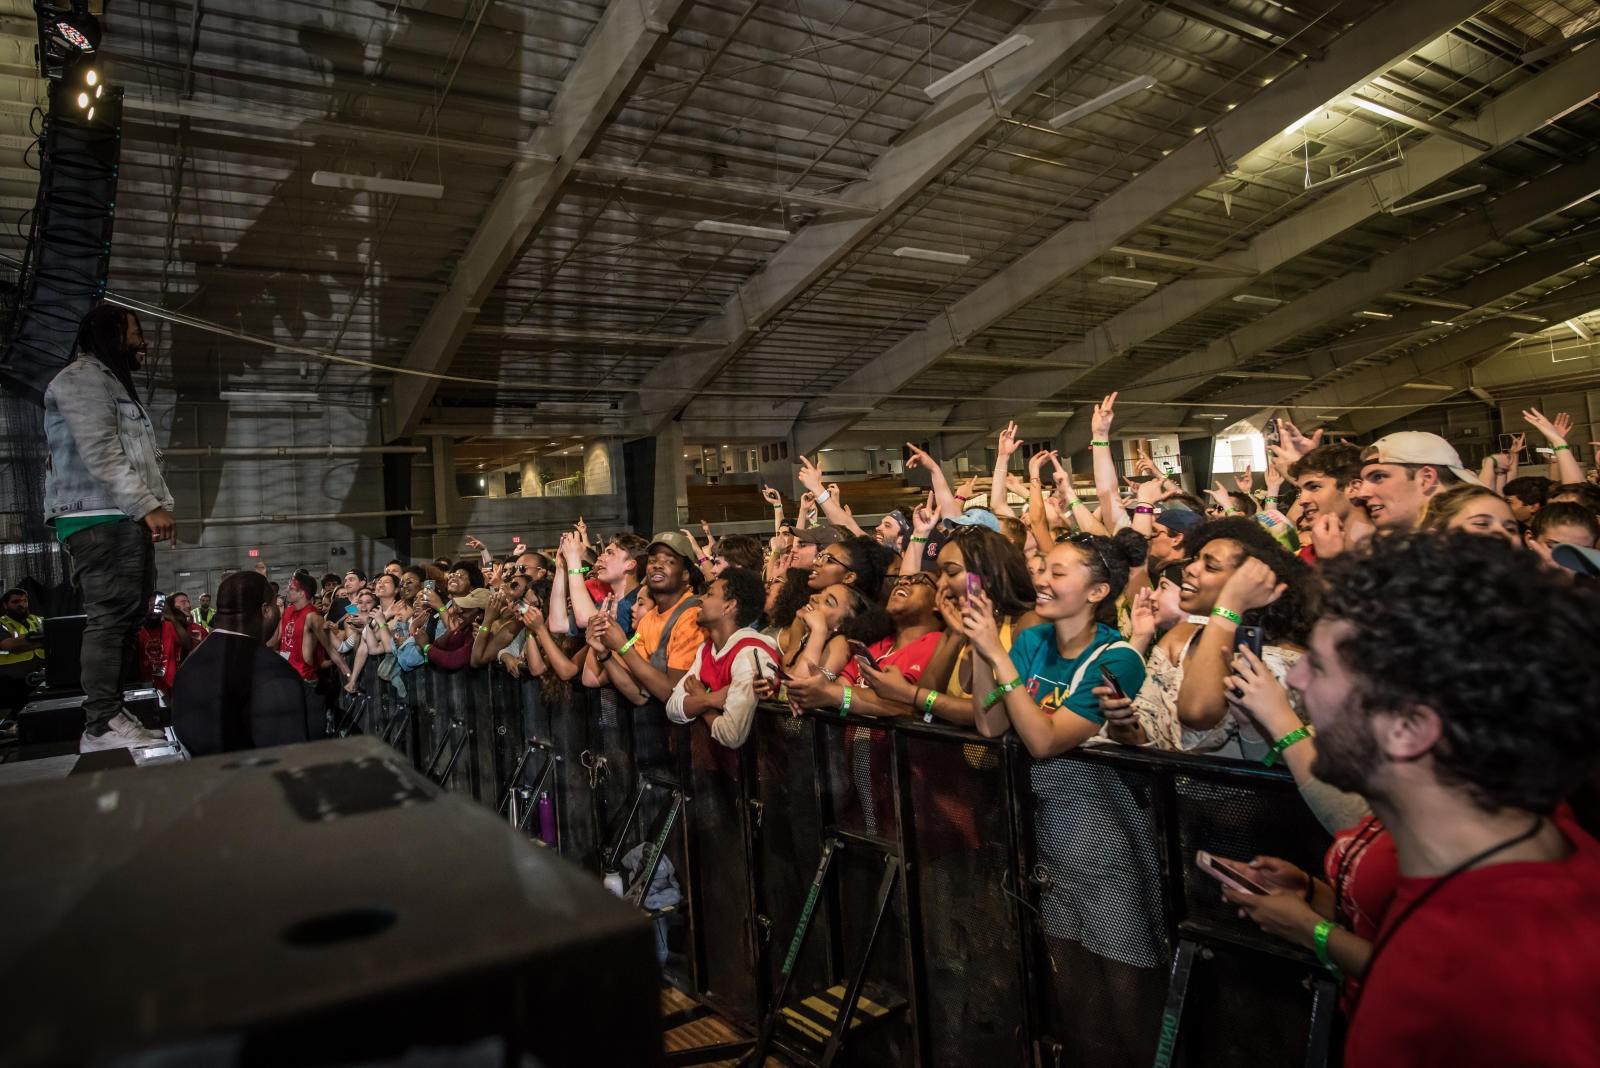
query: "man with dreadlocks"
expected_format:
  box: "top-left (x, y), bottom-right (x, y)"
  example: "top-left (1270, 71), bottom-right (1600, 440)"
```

top-left (44, 304), bottom-right (176, 752)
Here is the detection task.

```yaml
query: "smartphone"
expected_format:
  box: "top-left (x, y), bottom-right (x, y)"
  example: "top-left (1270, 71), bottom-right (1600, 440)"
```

top-left (345, 603), bottom-right (360, 617)
top-left (1195, 850), bottom-right (1269, 896)
top-left (1263, 417), bottom-right (1280, 448)
top-left (846, 639), bottom-right (882, 672)
top-left (1232, 625), bottom-right (1265, 658)
top-left (1098, 664), bottom-right (1126, 700)
top-left (965, 572), bottom-right (984, 600)
top-left (423, 579), bottom-right (436, 592)
top-left (766, 659), bottom-right (793, 683)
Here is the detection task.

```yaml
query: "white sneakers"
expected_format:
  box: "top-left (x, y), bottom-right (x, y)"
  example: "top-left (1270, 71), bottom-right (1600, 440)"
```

top-left (79, 711), bottom-right (168, 753)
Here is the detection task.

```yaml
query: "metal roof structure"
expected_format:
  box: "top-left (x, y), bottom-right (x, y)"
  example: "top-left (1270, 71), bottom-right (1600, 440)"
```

top-left (10, 0), bottom-right (1599, 456)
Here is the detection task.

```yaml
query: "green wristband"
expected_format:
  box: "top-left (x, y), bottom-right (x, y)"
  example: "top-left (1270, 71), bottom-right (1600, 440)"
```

top-left (1090, 440), bottom-right (1110, 447)
top-left (1067, 497), bottom-right (1085, 509)
top-left (922, 688), bottom-right (940, 722)
top-left (1211, 606), bottom-right (1243, 625)
top-left (1313, 920), bottom-right (1341, 977)
top-left (983, 678), bottom-right (1022, 711)
top-left (840, 683), bottom-right (853, 716)
top-left (619, 633), bottom-right (640, 656)
top-left (567, 568), bottom-right (584, 576)
top-left (1262, 496), bottom-right (1278, 504)
top-left (1553, 443), bottom-right (1571, 452)
top-left (910, 535), bottom-right (929, 544)
top-left (1265, 725), bottom-right (1313, 767)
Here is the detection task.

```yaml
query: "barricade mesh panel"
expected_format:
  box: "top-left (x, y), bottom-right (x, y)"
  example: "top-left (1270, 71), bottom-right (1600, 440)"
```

top-left (594, 685), bottom-right (640, 859)
top-left (1179, 941), bottom-right (1321, 1064)
top-left (1026, 755), bottom-right (1169, 1068)
top-left (904, 731), bottom-right (1026, 1066)
top-left (683, 724), bottom-right (759, 1027)
top-left (753, 711), bottom-right (829, 1002)
top-left (1172, 769), bottom-right (1331, 940)
top-left (551, 684), bottom-right (603, 871)
top-left (827, 722), bottom-right (898, 841)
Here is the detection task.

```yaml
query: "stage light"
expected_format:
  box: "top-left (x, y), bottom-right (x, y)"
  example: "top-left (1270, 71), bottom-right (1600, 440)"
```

top-left (85, 106), bottom-right (92, 120)
top-left (46, 8), bottom-right (100, 56)
top-left (85, 68), bottom-right (96, 86)
top-left (76, 91), bottom-right (87, 108)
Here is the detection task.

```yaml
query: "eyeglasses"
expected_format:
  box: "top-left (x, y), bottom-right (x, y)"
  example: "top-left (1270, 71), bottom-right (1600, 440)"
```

top-left (892, 571), bottom-right (936, 592)
top-left (813, 552), bottom-right (845, 568)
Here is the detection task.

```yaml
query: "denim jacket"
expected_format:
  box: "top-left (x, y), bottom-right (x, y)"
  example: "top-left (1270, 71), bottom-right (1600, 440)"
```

top-left (43, 356), bottom-right (174, 522)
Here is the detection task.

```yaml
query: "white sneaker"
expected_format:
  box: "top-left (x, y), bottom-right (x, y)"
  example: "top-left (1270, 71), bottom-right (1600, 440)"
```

top-left (80, 711), bottom-right (168, 753)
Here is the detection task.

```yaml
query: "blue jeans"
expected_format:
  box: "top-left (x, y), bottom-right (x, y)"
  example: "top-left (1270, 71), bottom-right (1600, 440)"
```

top-left (64, 519), bottom-right (154, 733)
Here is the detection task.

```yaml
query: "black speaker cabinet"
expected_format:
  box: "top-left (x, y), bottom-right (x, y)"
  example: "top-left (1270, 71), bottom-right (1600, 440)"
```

top-left (0, 736), bottom-right (660, 1065)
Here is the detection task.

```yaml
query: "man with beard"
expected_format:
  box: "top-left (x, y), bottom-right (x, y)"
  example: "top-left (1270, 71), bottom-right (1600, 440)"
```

top-left (1287, 442), bottom-right (1374, 563)
top-left (0, 587), bottom-right (44, 717)
top-left (44, 306), bottom-right (174, 752)
top-left (193, 592), bottom-right (216, 628)
top-left (1277, 534), bottom-right (1600, 1066)
top-left (274, 569), bottom-right (351, 731)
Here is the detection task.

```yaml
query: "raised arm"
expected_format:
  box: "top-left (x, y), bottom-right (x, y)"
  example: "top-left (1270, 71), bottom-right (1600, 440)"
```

top-left (990, 422), bottom-right (1022, 517)
top-left (905, 442), bottom-right (961, 519)
top-left (901, 492), bottom-right (938, 574)
top-left (1175, 559), bottom-right (1284, 730)
top-left (760, 483), bottom-right (787, 533)
top-left (963, 590), bottom-right (1100, 758)
top-left (1088, 393), bottom-right (1127, 531)
top-left (796, 454), bottom-right (865, 535)
top-left (1523, 408), bottom-right (1584, 485)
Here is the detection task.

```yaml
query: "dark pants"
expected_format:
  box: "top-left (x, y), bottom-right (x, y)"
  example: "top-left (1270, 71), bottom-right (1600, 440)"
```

top-left (64, 519), bottom-right (154, 734)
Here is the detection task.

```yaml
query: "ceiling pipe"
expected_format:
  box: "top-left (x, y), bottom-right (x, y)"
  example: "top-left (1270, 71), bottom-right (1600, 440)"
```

top-left (161, 445), bottom-right (428, 458)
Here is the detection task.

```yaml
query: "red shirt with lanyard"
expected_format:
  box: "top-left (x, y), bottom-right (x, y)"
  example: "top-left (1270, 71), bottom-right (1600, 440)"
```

top-left (1323, 814), bottom-right (1398, 1008)
top-left (278, 601), bottom-right (323, 682)
top-left (1344, 808), bottom-right (1600, 1067)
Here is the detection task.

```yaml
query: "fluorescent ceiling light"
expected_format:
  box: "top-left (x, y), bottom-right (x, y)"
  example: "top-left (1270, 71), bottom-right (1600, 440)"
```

top-left (1504, 313), bottom-right (1548, 324)
top-left (1282, 108), bottom-right (1320, 137)
top-left (1047, 75), bottom-right (1158, 129)
top-left (1426, 319), bottom-right (1456, 326)
top-left (1509, 331), bottom-right (1546, 340)
top-left (311, 171), bottom-right (442, 198)
top-left (1566, 318), bottom-right (1594, 340)
top-left (1304, 157), bottom-right (1403, 192)
top-left (1035, 408), bottom-right (1075, 417)
top-left (924, 35), bottom-right (1033, 99)
top-left (893, 246), bottom-right (971, 266)
top-left (1386, 291), bottom-right (1472, 310)
top-left (1521, 24), bottom-right (1600, 65)
top-left (1386, 183), bottom-right (1487, 216)
top-left (1197, 413), bottom-right (1229, 418)
top-left (1401, 381), bottom-right (1455, 391)
top-left (694, 219), bottom-right (791, 241)
top-left (1355, 310), bottom-right (1393, 320)
top-left (1232, 293), bottom-right (1284, 306)
top-left (1219, 370), bottom-right (1313, 381)
top-left (219, 389), bottom-right (318, 402)
top-left (1098, 275), bottom-right (1159, 290)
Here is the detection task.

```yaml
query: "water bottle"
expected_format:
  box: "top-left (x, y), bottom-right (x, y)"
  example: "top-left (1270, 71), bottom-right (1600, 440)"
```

top-left (603, 869), bottom-right (625, 896)
top-left (537, 790), bottom-right (556, 845)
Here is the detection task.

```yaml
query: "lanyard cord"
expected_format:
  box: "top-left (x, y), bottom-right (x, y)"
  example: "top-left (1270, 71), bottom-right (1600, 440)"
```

top-left (1331, 817), bottom-right (1386, 927)
top-left (1348, 816), bottom-right (1545, 1023)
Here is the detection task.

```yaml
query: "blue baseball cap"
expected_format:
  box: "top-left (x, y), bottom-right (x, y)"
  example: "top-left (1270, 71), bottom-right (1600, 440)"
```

top-left (948, 507), bottom-right (1001, 533)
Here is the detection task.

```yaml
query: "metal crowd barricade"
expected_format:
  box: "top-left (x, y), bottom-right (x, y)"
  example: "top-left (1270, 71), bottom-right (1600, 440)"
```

top-left (351, 667), bottom-right (1339, 1067)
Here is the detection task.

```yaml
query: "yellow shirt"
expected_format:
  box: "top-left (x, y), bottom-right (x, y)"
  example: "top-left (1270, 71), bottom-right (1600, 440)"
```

top-left (0, 614), bottom-right (43, 666)
top-left (946, 617), bottom-right (1014, 698)
top-left (632, 589), bottom-right (703, 672)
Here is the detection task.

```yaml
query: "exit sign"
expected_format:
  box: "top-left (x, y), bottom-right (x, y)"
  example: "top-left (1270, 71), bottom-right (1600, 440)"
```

top-left (248, 548), bottom-right (260, 558)
top-left (512, 535), bottom-right (521, 543)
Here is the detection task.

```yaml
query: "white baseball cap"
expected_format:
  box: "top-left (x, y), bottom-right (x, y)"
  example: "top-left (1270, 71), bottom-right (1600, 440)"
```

top-left (1360, 432), bottom-right (1481, 486)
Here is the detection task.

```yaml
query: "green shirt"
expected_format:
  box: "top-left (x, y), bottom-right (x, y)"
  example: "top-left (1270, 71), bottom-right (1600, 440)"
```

top-left (53, 513), bottom-right (126, 543)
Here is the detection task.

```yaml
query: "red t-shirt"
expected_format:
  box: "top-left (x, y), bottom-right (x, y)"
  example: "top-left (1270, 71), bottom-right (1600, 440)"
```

top-left (1323, 814), bottom-right (1398, 1007)
top-left (137, 621), bottom-right (183, 695)
top-left (1345, 812), bottom-right (1600, 1067)
top-left (841, 630), bottom-right (941, 686)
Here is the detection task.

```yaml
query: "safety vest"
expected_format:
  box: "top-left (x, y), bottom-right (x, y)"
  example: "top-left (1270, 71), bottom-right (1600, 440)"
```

top-left (0, 614), bottom-right (44, 667)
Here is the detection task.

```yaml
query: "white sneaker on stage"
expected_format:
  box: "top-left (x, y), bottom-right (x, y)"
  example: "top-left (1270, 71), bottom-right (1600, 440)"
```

top-left (80, 711), bottom-right (168, 753)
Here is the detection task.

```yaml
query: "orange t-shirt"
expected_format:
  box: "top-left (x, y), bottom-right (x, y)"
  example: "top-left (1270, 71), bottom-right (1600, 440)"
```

top-left (631, 589), bottom-right (703, 672)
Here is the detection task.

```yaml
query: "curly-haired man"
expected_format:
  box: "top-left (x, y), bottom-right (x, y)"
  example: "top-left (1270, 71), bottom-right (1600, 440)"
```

top-left (1288, 533), bottom-right (1600, 1066)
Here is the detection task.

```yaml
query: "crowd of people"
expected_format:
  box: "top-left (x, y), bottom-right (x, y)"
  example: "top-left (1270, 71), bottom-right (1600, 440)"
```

top-left (32, 305), bottom-right (1600, 1065)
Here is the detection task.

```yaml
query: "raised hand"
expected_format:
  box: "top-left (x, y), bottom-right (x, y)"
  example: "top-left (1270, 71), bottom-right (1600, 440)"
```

top-left (912, 491), bottom-right (939, 536)
top-left (1226, 646), bottom-right (1299, 740)
top-left (1522, 407), bottom-right (1569, 445)
top-left (959, 586), bottom-right (1003, 660)
top-left (760, 484), bottom-right (784, 507)
top-left (1276, 418), bottom-right (1323, 463)
top-left (1129, 587), bottom-right (1159, 647)
top-left (797, 454), bottom-right (827, 493)
top-left (1090, 392), bottom-right (1117, 439)
top-left (559, 531), bottom-right (583, 569)
top-left (1207, 481), bottom-right (1234, 512)
top-left (996, 421), bottom-right (1023, 459)
top-left (954, 475), bottom-right (981, 500)
top-left (1027, 448), bottom-right (1054, 482)
top-left (464, 534), bottom-right (485, 552)
top-left (1233, 464), bottom-right (1255, 496)
top-left (574, 517), bottom-right (589, 546)
top-left (1310, 513), bottom-right (1344, 559)
top-left (903, 442), bottom-right (936, 472)
top-left (1217, 557), bottom-right (1287, 614)
top-left (1263, 460), bottom-right (1283, 502)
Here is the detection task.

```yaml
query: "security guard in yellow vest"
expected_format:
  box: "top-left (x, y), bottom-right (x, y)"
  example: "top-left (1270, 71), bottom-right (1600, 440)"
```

top-left (0, 587), bottom-right (44, 716)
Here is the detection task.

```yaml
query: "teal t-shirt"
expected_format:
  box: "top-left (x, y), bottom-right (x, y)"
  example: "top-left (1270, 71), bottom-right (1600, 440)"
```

top-left (1007, 622), bottom-right (1147, 724)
